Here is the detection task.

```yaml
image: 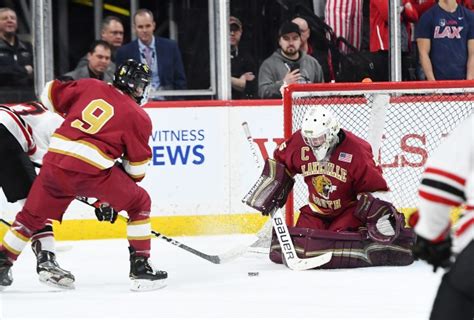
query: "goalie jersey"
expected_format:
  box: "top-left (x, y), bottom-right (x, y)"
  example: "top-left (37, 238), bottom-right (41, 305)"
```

top-left (415, 115), bottom-right (474, 253)
top-left (40, 79), bottom-right (152, 181)
top-left (274, 129), bottom-right (388, 218)
top-left (0, 102), bottom-right (63, 164)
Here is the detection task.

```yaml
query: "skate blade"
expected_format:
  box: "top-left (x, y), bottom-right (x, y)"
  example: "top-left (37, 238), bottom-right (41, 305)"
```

top-left (130, 278), bottom-right (167, 292)
top-left (38, 271), bottom-right (75, 290)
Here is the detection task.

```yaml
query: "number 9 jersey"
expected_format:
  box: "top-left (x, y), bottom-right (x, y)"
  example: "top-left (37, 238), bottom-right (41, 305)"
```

top-left (40, 78), bottom-right (152, 182)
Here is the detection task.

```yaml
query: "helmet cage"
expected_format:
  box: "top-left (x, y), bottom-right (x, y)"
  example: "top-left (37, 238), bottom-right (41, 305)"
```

top-left (302, 131), bottom-right (328, 149)
top-left (114, 59), bottom-right (152, 104)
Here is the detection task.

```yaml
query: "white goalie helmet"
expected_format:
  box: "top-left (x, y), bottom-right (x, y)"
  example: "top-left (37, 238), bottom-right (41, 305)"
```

top-left (301, 106), bottom-right (341, 160)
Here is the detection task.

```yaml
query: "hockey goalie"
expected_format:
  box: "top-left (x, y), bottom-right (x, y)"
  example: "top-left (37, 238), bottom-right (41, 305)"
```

top-left (245, 106), bottom-right (415, 269)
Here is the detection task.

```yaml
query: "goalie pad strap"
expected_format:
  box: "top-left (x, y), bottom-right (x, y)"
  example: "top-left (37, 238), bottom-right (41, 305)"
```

top-left (244, 158), bottom-right (294, 215)
top-left (269, 227), bottom-right (415, 269)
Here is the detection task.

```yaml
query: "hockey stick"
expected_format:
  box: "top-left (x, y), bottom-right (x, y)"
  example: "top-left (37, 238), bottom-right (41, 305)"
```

top-left (75, 196), bottom-right (249, 264)
top-left (242, 121), bottom-right (262, 169)
top-left (241, 121), bottom-right (274, 252)
top-left (241, 122), bottom-right (332, 270)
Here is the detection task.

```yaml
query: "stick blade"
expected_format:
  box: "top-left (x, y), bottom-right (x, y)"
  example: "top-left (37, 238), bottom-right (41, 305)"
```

top-left (287, 252), bottom-right (333, 271)
top-left (213, 244), bottom-right (250, 264)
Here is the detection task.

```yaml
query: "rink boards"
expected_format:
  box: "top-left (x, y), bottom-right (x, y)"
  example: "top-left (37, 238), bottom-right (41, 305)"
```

top-left (0, 99), bottom-right (461, 240)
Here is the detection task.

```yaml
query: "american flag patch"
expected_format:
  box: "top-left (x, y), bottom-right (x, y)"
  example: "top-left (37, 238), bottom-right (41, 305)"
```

top-left (338, 152), bottom-right (353, 163)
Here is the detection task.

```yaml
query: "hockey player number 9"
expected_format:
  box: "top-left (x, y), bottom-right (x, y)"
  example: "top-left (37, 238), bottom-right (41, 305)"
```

top-left (71, 99), bottom-right (114, 134)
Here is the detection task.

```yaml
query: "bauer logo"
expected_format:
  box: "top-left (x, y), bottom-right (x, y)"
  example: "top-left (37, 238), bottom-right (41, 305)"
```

top-left (150, 129), bottom-right (205, 166)
top-left (274, 217), bottom-right (295, 260)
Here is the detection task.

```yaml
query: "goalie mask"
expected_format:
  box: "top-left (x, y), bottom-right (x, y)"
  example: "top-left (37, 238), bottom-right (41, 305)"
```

top-left (301, 106), bottom-right (340, 161)
top-left (113, 59), bottom-right (152, 105)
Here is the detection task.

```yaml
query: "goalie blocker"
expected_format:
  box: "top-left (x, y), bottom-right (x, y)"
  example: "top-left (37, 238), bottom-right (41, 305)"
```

top-left (243, 158), bottom-right (294, 215)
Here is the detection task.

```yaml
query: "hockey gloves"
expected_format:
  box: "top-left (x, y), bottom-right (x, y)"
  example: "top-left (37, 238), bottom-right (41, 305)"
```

top-left (94, 202), bottom-right (118, 224)
top-left (412, 235), bottom-right (452, 272)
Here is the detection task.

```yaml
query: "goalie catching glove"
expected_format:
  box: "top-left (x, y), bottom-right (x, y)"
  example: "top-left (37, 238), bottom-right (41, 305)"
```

top-left (243, 158), bottom-right (294, 216)
top-left (354, 192), bottom-right (404, 244)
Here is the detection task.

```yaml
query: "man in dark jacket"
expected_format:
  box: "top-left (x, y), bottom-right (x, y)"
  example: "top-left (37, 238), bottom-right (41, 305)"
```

top-left (0, 7), bottom-right (35, 102)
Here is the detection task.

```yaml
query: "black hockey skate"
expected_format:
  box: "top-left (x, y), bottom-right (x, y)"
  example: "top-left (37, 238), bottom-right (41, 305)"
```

top-left (0, 251), bottom-right (13, 290)
top-left (32, 240), bottom-right (75, 290)
top-left (129, 247), bottom-right (167, 291)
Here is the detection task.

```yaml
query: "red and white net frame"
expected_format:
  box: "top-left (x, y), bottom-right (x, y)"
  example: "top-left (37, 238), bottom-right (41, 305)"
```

top-left (282, 81), bottom-right (474, 226)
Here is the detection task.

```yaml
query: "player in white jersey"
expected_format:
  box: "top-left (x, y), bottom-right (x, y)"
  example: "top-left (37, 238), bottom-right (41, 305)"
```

top-left (0, 101), bottom-right (75, 289)
top-left (412, 115), bottom-right (474, 319)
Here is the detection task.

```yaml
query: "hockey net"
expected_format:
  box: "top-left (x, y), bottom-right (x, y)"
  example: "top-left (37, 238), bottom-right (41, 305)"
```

top-left (282, 81), bottom-right (474, 226)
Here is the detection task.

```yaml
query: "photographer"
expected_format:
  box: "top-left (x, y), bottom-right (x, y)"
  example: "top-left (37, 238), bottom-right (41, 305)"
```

top-left (258, 21), bottom-right (324, 99)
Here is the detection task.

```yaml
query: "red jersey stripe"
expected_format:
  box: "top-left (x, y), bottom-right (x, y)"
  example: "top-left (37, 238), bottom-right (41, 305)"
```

top-left (425, 167), bottom-right (466, 185)
top-left (419, 190), bottom-right (462, 207)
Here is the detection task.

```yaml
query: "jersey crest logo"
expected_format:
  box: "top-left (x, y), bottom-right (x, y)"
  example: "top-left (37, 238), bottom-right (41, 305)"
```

top-left (312, 175), bottom-right (336, 199)
top-left (338, 152), bottom-right (353, 163)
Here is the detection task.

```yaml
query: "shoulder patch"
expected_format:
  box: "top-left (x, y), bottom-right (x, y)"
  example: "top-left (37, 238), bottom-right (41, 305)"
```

top-left (338, 152), bottom-right (353, 163)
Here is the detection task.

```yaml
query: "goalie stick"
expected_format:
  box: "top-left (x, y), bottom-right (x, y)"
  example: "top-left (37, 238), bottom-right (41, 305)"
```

top-left (241, 121), bottom-right (332, 270)
top-left (75, 196), bottom-right (250, 264)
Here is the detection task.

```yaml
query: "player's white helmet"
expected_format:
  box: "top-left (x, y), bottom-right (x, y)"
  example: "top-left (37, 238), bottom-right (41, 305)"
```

top-left (301, 106), bottom-right (340, 160)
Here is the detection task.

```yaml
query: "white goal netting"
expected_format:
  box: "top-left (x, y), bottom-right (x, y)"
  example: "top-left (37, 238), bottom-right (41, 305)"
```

top-left (283, 81), bottom-right (474, 225)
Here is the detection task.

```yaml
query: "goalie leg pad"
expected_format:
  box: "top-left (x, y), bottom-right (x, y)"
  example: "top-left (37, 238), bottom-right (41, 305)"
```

top-left (269, 226), bottom-right (415, 268)
top-left (244, 158), bottom-right (294, 215)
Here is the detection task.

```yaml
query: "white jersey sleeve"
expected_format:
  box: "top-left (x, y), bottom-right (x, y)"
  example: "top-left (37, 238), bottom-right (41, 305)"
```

top-left (1, 102), bottom-right (63, 164)
top-left (415, 115), bottom-right (474, 252)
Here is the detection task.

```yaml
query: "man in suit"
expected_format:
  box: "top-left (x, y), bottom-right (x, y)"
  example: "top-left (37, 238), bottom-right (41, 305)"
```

top-left (115, 8), bottom-right (187, 98)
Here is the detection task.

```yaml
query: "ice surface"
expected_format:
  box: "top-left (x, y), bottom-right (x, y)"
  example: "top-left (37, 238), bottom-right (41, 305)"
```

top-left (0, 235), bottom-right (442, 320)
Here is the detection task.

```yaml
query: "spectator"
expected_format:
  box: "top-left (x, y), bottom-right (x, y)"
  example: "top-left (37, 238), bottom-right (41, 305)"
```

top-left (325, 0), bottom-right (363, 53)
top-left (0, 7), bottom-right (34, 102)
top-left (62, 40), bottom-right (114, 82)
top-left (416, 0), bottom-right (474, 80)
top-left (100, 16), bottom-right (124, 62)
top-left (258, 21), bottom-right (324, 99)
top-left (76, 16), bottom-right (124, 69)
top-left (229, 16), bottom-right (257, 99)
top-left (116, 8), bottom-right (187, 97)
top-left (370, 0), bottom-right (419, 81)
top-left (292, 16), bottom-right (332, 82)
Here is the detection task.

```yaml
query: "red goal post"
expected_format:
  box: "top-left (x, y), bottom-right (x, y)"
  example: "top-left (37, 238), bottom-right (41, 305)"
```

top-left (282, 81), bottom-right (474, 226)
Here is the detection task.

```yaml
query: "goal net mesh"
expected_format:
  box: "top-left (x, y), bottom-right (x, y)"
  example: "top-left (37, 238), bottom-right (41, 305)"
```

top-left (250, 82), bottom-right (474, 252)
top-left (283, 82), bottom-right (474, 225)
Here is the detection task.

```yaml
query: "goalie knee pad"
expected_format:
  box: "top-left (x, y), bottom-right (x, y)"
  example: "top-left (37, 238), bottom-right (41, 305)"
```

top-left (244, 158), bottom-right (294, 215)
top-left (269, 226), bottom-right (415, 269)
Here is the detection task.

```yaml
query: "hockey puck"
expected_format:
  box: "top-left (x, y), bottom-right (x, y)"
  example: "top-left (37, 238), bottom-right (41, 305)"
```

top-left (247, 272), bottom-right (259, 277)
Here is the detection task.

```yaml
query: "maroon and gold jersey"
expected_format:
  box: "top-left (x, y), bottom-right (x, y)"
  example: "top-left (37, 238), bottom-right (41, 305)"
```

top-left (40, 79), bottom-right (152, 181)
top-left (274, 129), bottom-right (388, 218)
